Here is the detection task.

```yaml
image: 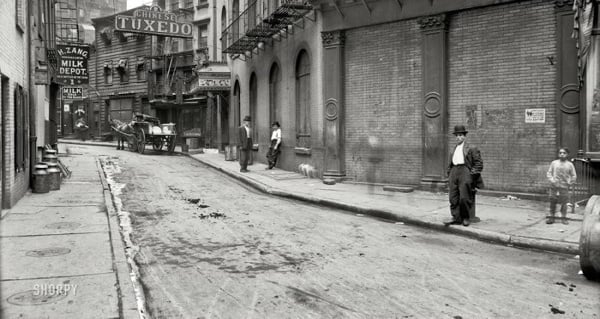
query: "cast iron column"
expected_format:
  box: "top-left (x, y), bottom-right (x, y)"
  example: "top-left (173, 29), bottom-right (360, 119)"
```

top-left (419, 15), bottom-right (449, 190)
top-left (321, 30), bottom-right (346, 181)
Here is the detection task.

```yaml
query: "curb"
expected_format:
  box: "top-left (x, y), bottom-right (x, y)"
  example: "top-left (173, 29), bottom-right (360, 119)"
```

top-left (185, 153), bottom-right (579, 256)
top-left (60, 139), bottom-right (117, 148)
top-left (96, 159), bottom-right (141, 319)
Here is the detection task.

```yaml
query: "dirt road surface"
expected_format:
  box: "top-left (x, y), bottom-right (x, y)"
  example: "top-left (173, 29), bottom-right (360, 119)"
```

top-left (72, 144), bottom-right (600, 319)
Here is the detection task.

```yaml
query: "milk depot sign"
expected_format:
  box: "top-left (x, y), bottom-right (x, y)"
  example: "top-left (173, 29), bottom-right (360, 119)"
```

top-left (56, 44), bottom-right (89, 85)
top-left (115, 6), bottom-right (192, 38)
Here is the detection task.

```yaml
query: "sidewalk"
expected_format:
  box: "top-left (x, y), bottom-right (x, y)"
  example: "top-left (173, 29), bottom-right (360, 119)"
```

top-left (185, 151), bottom-right (583, 256)
top-left (56, 138), bottom-right (583, 255)
top-left (0, 144), bottom-right (139, 319)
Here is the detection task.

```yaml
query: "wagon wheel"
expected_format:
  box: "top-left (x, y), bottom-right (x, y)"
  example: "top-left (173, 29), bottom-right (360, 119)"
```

top-left (167, 135), bottom-right (176, 154)
top-left (152, 138), bottom-right (164, 151)
top-left (136, 128), bottom-right (146, 154)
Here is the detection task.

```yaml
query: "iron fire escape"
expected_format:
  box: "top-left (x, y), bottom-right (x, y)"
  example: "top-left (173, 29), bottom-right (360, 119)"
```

top-left (222, 0), bottom-right (314, 59)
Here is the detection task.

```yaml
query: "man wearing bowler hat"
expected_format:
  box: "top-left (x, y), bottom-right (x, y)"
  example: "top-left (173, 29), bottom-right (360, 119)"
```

top-left (444, 124), bottom-right (484, 226)
top-left (238, 115), bottom-right (253, 172)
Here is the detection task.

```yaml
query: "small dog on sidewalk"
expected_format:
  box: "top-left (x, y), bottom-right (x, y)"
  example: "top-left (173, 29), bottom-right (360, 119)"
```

top-left (298, 163), bottom-right (318, 178)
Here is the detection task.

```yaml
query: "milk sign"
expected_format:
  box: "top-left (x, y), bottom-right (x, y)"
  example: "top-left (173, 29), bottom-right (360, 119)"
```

top-left (56, 44), bottom-right (89, 85)
top-left (62, 86), bottom-right (83, 99)
top-left (115, 6), bottom-right (192, 38)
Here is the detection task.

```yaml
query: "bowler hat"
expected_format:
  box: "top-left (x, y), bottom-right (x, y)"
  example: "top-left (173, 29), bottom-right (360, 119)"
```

top-left (243, 115), bottom-right (251, 122)
top-left (271, 121), bottom-right (280, 127)
top-left (452, 125), bottom-right (468, 135)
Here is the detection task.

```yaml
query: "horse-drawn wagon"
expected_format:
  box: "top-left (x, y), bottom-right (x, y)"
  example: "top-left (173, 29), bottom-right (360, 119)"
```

top-left (110, 113), bottom-right (176, 154)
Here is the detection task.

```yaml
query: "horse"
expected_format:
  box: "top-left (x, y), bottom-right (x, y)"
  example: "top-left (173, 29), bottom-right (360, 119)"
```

top-left (110, 119), bottom-right (134, 150)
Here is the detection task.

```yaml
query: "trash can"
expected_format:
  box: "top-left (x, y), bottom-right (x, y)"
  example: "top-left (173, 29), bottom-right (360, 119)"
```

top-left (46, 162), bottom-right (61, 191)
top-left (32, 163), bottom-right (50, 193)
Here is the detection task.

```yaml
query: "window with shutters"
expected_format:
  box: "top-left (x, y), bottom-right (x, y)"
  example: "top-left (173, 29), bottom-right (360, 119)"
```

top-left (14, 85), bottom-right (27, 171)
top-left (295, 50), bottom-right (311, 148)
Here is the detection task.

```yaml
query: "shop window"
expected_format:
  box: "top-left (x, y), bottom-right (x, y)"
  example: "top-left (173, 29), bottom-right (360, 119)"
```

top-left (109, 99), bottom-right (133, 123)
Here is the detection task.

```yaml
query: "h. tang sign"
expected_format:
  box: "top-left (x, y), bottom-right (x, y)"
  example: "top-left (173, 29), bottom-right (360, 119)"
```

top-left (115, 6), bottom-right (192, 38)
top-left (56, 44), bottom-right (89, 85)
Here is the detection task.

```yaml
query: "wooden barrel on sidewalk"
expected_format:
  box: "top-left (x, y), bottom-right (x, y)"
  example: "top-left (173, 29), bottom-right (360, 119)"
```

top-left (580, 195), bottom-right (600, 281)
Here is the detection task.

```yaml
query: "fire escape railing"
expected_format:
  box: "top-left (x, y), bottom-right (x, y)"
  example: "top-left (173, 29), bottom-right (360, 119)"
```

top-left (222, 0), bottom-right (313, 56)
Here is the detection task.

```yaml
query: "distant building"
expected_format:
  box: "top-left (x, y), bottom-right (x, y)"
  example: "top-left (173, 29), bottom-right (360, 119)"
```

top-left (89, 6), bottom-right (153, 139)
top-left (148, 0), bottom-right (231, 149)
top-left (53, 0), bottom-right (127, 137)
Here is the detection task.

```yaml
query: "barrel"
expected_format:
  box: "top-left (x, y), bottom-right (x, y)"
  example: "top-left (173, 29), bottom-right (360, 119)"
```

top-left (32, 163), bottom-right (50, 194)
top-left (579, 195), bottom-right (600, 281)
top-left (46, 162), bottom-right (61, 191)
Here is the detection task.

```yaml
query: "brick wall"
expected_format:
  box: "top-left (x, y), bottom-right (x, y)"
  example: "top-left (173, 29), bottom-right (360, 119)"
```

top-left (0, 0), bottom-right (30, 207)
top-left (344, 18), bottom-right (423, 184)
top-left (343, 0), bottom-right (557, 192)
top-left (447, 0), bottom-right (556, 193)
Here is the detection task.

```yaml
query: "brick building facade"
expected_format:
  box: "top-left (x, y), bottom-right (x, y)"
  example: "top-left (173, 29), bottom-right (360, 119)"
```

top-left (225, 0), bottom-right (583, 194)
top-left (1, 0), bottom-right (57, 208)
top-left (0, 0), bottom-right (29, 208)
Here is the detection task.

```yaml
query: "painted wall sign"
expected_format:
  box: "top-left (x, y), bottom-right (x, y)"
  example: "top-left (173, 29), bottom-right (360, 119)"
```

top-left (115, 6), bottom-right (193, 38)
top-left (62, 87), bottom-right (83, 99)
top-left (525, 108), bottom-right (545, 123)
top-left (56, 44), bottom-right (89, 85)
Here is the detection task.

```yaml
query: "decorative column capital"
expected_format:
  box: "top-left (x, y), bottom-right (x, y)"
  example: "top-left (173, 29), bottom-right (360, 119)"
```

top-left (418, 14), bottom-right (448, 31)
top-left (321, 30), bottom-right (345, 47)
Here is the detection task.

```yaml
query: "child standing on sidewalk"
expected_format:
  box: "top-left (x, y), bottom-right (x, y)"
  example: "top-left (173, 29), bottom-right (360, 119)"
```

top-left (546, 147), bottom-right (577, 224)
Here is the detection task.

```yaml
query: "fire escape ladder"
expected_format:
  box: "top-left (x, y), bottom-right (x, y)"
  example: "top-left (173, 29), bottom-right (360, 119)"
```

top-left (222, 0), bottom-right (313, 58)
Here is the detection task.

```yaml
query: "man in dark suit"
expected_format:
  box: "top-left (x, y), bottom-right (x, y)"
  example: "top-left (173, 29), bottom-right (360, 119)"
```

top-left (238, 115), bottom-right (253, 172)
top-left (444, 125), bottom-right (484, 227)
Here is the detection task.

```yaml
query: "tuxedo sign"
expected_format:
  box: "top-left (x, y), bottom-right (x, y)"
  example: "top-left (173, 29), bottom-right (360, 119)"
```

top-left (115, 6), bottom-right (192, 38)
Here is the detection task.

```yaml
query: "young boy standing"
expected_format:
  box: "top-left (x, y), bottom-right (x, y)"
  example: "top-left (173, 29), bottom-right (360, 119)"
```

top-left (546, 147), bottom-right (577, 224)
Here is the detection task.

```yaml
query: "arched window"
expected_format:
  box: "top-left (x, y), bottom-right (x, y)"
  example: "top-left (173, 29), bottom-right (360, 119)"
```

top-left (269, 63), bottom-right (280, 126)
top-left (249, 73), bottom-right (257, 141)
top-left (295, 50), bottom-right (311, 148)
top-left (221, 7), bottom-right (227, 61)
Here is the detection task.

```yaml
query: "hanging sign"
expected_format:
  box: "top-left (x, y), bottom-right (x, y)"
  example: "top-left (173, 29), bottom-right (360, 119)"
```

top-left (62, 86), bottom-right (84, 99)
top-left (115, 6), bottom-right (193, 38)
top-left (56, 44), bottom-right (89, 85)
